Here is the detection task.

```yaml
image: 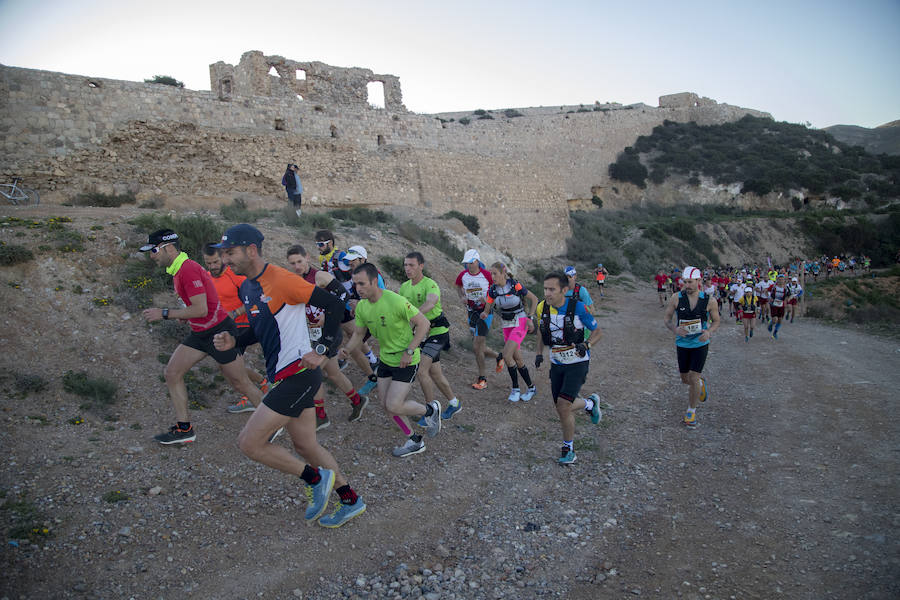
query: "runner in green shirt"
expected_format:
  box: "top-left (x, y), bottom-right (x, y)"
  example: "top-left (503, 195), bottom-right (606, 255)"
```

top-left (399, 252), bottom-right (462, 421)
top-left (339, 263), bottom-right (442, 457)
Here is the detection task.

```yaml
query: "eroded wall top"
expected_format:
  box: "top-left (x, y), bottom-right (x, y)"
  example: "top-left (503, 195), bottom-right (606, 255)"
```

top-left (209, 50), bottom-right (406, 112)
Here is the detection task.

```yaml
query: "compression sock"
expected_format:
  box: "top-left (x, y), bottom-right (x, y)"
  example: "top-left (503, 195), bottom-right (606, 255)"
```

top-left (775, 323), bottom-right (781, 333)
top-left (507, 365), bottom-right (519, 388)
top-left (346, 389), bottom-right (362, 405)
top-left (314, 399), bottom-right (327, 419)
top-left (336, 484), bottom-right (358, 505)
top-left (392, 415), bottom-right (411, 435)
top-left (518, 366), bottom-right (533, 387)
top-left (300, 464), bottom-right (321, 485)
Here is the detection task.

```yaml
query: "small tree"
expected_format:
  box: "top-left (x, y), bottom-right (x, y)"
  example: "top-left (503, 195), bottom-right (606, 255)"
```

top-left (145, 75), bottom-right (184, 88)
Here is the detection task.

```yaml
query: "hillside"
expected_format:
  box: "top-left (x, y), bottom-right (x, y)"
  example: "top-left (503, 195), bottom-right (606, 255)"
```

top-left (2, 203), bottom-right (898, 599)
top-left (824, 122), bottom-right (900, 156)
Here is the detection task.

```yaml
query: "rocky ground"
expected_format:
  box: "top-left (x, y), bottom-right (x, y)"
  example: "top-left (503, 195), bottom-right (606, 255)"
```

top-left (1, 205), bottom-right (898, 599)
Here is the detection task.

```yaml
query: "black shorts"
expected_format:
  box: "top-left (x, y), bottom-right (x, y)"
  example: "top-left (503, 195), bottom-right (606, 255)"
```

top-left (549, 361), bottom-right (590, 404)
top-left (263, 368), bottom-right (321, 418)
top-left (181, 318), bottom-right (239, 365)
top-left (676, 345), bottom-right (709, 374)
top-left (375, 361), bottom-right (418, 383)
top-left (420, 332), bottom-right (449, 362)
top-left (467, 309), bottom-right (490, 337)
top-left (234, 326), bottom-right (257, 354)
top-left (657, 287), bottom-right (665, 293)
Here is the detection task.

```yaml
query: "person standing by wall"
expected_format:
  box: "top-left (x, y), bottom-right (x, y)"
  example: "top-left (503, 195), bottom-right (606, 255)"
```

top-left (282, 163), bottom-right (303, 216)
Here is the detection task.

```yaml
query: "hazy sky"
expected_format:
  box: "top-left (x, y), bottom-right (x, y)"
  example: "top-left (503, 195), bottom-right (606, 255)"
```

top-left (1, 0), bottom-right (898, 128)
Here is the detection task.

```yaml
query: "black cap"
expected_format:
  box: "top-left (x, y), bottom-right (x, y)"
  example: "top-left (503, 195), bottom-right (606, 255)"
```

top-left (212, 224), bottom-right (264, 249)
top-left (139, 229), bottom-right (179, 252)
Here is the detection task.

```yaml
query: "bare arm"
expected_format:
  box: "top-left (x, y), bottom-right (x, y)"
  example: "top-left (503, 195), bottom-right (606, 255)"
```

top-left (143, 293), bottom-right (209, 322)
top-left (338, 323), bottom-right (368, 358)
top-left (419, 292), bottom-right (439, 315)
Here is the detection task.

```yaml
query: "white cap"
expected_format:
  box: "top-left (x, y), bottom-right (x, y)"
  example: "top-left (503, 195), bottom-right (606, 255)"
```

top-left (344, 245), bottom-right (367, 261)
top-left (462, 249), bottom-right (480, 264)
top-left (792, 276), bottom-right (798, 282)
top-left (682, 266), bottom-right (702, 280)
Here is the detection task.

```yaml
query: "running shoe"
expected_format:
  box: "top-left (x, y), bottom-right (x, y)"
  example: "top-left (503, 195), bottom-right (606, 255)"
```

top-left (699, 378), bottom-right (708, 403)
top-left (358, 378), bottom-right (377, 396)
top-left (316, 414), bottom-right (331, 431)
top-left (495, 353), bottom-right (505, 373)
top-left (767, 323), bottom-right (773, 332)
top-left (520, 386), bottom-right (536, 402)
top-left (295, 208), bottom-right (302, 217)
top-left (268, 427), bottom-right (285, 443)
top-left (423, 401), bottom-right (442, 438)
top-left (745, 336), bottom-right (749, 343)
top-left (392, 438), bottom-right (426, 457)
top-left (558, 446), bottom-right (576, 465)
top-left (154, 424), bottom-right (196, 445)
top-left (227, 397), bottom-right (255, 414)
top-left (749, 329), bottom-right (754, 338)
top-left (348, 396), bottom-right (369, 422)
top-left (683, 410), bottom-right (697, 427)
top-left (508, 388), bottom-right (521, 403)
top-left (472, 377), bottom-right (488, 390)
top-left (318, 498), bottom-right (367, 528)
top-left (773, 330), bottom-right (779, 339)
top-left (589, 393), bottom-right (602, 424)
top-left (441, 402), bottom-right (462, 420)
top-left (304, 468), bottom-right (334, 521)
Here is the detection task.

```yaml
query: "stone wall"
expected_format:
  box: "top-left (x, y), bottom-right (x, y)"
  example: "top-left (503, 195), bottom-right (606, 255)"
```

top-left (0, 57), bottom-right (770, 260)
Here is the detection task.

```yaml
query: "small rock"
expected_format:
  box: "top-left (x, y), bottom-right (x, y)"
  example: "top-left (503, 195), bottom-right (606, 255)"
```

top-left (292, 589), bottom-right (303, 598)
top-left (118, 527), bottom-right (132, 537)
top-left (436, 544), bottom-right (450, 558)
top-left (148, 486), bottom-right (163, 496)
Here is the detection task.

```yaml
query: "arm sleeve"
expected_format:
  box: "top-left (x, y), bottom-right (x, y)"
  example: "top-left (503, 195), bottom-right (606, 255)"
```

top-left (576, 302), bottom-right (598, 330)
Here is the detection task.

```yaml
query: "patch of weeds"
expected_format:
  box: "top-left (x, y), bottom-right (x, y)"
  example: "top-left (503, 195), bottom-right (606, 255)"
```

top-left (0, 243), bottom-right (34, 265)
top-left (378, 256), bottom-right (406, 282)
top-left (16, 373), bottom-right (48, 396)
top-left (2, 497), bottom-right (50, 541)
top-left (92, 297), bottom-right (112, 307)
top-left (139, 196), bottom-right (165, 209)
top-left (102, 490), bottom-right (129, 503)
top-left (220, 198), bottom-right (269, 223)
top-left (442, 210), bottom-right (480, 235)
top-left (456, 423), bottom-right (476, 433)
top-left (62, 370), bottom-right (117, 408)
top-left (25, 415), bottom-right (49, 425)
top-left (130, 423), bottom-right (142, 430)
top-left (62, 456), bottom-right (74, 462)
top-left (71, 191), bottom-right (136, 207)
top-left (327, 206), bottom-right (393, 225)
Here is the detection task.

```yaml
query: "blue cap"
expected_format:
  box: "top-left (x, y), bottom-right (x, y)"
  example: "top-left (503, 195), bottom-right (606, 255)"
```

top-left (564, 266), bottom-right (576, 276)
top-left (213, 224), bottom-right (264, 249)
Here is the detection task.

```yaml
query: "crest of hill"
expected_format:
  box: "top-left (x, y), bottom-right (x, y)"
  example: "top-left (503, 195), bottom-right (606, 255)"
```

top-left (823, 121), bottom-right (900, 156)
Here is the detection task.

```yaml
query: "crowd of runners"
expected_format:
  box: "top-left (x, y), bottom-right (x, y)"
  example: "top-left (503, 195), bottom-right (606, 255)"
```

top-left (138, 224), bottom-right (609, 528)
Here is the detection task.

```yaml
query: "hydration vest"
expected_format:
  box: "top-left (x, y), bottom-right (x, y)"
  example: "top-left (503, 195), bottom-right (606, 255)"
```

top-left (539, 299), bottom-right (585, 347)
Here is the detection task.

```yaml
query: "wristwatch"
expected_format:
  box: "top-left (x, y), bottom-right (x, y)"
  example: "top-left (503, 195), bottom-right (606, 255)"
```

top-left (162, 308), bottom-right (169, 320)
top-left (405, 347), bottom-right (415, 356)
top-left (314, 344), bottom-right (328, 356)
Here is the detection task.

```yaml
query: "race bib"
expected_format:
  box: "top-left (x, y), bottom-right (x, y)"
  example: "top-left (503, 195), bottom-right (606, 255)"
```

top-left (308, 326), bottom-right (322, 341)
top-left (679, 318), bottom-right (702, 335)
top-left (773, 299), bottom-right (783, 307)
top-left (551, 345), bottom-right (581, 364)
top-left (501, 316), bottom-right (519, 328)
top-left (465, 287), bottom-right (484, 301)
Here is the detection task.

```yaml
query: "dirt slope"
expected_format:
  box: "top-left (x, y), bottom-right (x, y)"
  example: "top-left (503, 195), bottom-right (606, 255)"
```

top-left (1, 204), bottom-right (898, 599)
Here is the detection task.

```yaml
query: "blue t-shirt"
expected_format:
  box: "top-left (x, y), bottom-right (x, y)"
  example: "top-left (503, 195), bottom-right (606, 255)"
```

top-left (564, 285), bottom-right (593, 307)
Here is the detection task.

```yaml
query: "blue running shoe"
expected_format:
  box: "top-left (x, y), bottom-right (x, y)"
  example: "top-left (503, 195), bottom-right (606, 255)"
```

top-left (767, 323), bottom-right (773, 332)
top-left (589, 393), bottom-right (602, 425)
top-left (318, 498), bottom-right (367, 528)
top-left (558, 447), bottom-right (576, 465)
top-left (358, 378), bottom-right (377, 396)
top-left (304, 468), bottom-right (335, 522)
top-left (773, 330), bottom-right (778, 339)
top-left (416, 415), bottom-right (427, 427)
top-left (441, 402), bottom-right (462, 420)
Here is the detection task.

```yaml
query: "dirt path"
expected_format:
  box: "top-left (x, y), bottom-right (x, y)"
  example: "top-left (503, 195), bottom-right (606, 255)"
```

top-left (1, 209), bottom-right (898, 599)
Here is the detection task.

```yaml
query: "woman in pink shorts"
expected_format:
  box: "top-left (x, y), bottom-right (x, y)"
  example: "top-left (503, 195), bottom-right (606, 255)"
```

top-left (481, 262), bottom-right (539, 402)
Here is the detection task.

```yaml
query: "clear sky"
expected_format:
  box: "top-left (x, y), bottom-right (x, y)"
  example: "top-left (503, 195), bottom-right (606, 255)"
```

top-left (1, 0), bottom-right (898, 129)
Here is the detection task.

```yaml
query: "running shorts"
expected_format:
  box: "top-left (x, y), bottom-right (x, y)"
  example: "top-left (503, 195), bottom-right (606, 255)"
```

top-left (501, 317), bottom-right (528, 348)
top-left (181, 317), bottom-right (239, 365)
top-left (676, 345), bottom-right (709, 374)
top-left (758, 298), bottom-right (768, 305)
top-left (788, 298), bottom-right (798, 305)
top-left (263, 367), bottom-right (320, 417)
top-left (742, 310), bottom-right (756, 319)
top-left (420, 332), bottom-right (450, 362)
top-left (549, 361), bottom-right (590, 404)
top-left (467, 309), bottom-right (492, 337)
top-left (771, 305), bottom-right (785, 318)
top-left (375, 361), bottom-right (418, 384)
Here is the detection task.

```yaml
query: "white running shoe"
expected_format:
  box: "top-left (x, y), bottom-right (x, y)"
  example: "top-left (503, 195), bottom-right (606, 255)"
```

top-left (508, 388), bottom-right (521, 403)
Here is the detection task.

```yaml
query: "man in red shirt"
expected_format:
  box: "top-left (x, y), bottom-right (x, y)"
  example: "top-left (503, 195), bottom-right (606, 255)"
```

top-left (202, 243), bottom-right (268, 414)
top-left (140, 229), bottom-right (262, 445)
top-left (654, 270), bottom-right (668, 307)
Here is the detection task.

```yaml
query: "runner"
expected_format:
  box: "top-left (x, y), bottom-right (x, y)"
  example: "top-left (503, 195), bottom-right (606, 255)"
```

top-left (202, 243), bottom-right (268, 414)
top-left (663, 265), bottom-right (720, 428)
top-left (534, 272), bottom-right (603, 465)
top-left (755, 274), bottom-right (772, 324)
top-left (212, 224), bottom-right (365, 528)
top-left (594, 263), bottom-right (609, 297)
top-left (481, 262), bottom-right (539, 403)
top-left (399, 251), bottom-right (463, 421)
top-left (139, 229), bottom-right (263, 445)
top-left (655, 269), bottom-right (669, 307)
top-left (455, 249), bottom-right (500, 390)
top-left (286, 244), bottom-right (369, 430)
top-left (341, 262), bottom-right (442, 457)
top-left (564, 266), bottom-right (595, 315)
top-left (734, 277), bottom-right (757, 342)
top-left (788, 276), bottom-right (803, 323)
top-left (767, 274), bottom-right (792, 339)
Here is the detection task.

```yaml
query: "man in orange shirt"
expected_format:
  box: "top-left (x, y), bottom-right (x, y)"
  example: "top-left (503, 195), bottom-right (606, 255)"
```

top-left (203, 244), bottom-right (267, 413)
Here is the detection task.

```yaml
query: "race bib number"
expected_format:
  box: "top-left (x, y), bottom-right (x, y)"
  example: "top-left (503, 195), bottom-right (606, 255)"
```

top-left (551, 345), bottom-right (581, 364)
top-left (773, 299), bottom-right (784, 307)
top-left (679, 318), bottom-right (702, 335)
top-left (501, 316), bottom-right (519, 329)
top-left (465, 287), bottom-right (484, 301)
top-left (308, 326), bottom-right (322, 341)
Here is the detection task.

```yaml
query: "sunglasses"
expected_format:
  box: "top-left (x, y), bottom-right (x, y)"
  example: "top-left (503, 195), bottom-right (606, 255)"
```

top-left (315, 240), bottom-right (331, 248)
top-left (151, 243), bottom-right (173, 254)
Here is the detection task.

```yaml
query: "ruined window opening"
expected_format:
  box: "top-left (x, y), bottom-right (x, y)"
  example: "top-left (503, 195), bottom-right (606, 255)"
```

top-left (86, 80), bottom-right (101, 88)
top-left (377, 134), bottom-right (385, 146)
top-left (367, 81), bottom-right (385, 109)
top-left (296, 69), bottom-right (306, 80)
top-left (220, 78), bottom-right (232, 96)
top-left (268, 66), bottom-right (280, 78)
top-left (274, 118), bottom-right (285, 131)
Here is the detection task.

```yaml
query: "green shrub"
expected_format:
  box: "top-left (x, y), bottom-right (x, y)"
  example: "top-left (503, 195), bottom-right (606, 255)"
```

top-left (398, 222), bottom-right (461, 261)
top-left (62, 371), bottom-right (117, 406)
top-left (473, 109), bottom-right (487, 116)
top-left (503, 109), bottom-right (524, 118)
top-left (71, 191), bottom-right (136, 207)
top-left (144, 75), bottom-right (184, 88)
top-left (15, 373), bottom-right (48, 396)
top-left (0, 243), bottom-right (34, 265)
top-left (590, 195), bottom-right (603, 209)
top-left (220, 198), bottom-right (269, 223)
top-left (477, 114), bottom-right (494, 120)
top-left (128, 213), bottom-right (221, 259)
top-left (102, 490), bottom-right (129, 503)
top-left (459, 117), bottom-right (471, 126)
top-left (442, 210), bottom-right (480, 234)
top-left (378, 255), bottom-right (407, 282)
top-left (327, 206), bottom-right (393, 225)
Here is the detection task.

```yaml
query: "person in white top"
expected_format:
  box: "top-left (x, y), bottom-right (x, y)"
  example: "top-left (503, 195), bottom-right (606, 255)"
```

top-left (787, 277), bottom-right (803, 323)
top-left (755, 277), bottom-right (773, 323)
top-left (454, 249), bottom-right (500, 390)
